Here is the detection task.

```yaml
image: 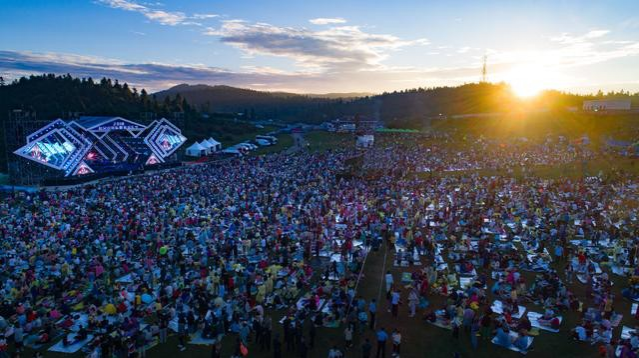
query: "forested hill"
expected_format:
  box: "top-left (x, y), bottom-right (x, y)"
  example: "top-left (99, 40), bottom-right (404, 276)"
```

top-left (0, 74), bottom-right (195, 122)
top-left (154, 82), bottom-right (527, 123)
top-left (3, 74), bottom-right (638, 129)
top-left (154, 84), bottom-right (339, 122)
top-left (156, 82), bottom-right (639, 127)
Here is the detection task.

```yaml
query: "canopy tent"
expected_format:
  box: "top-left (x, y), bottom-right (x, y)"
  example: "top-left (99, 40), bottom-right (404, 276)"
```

top-left (199, 140), bottom-right (214, 154)
top-left (207, 138), bottom-right (222, 151)
top-left (185, 142), bottom-right (208, 157)
top-left (200, 139), bottom-right (221, 153)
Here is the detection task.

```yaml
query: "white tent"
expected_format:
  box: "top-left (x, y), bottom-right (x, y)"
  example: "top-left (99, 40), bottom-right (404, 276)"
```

top-left (207, 138), bottom-right (222, 151)
top-left (185, 142), bottom-right (207, 157)
top-left (199, 139), bottom-right (215, 154)
top-left (356, 134), bottom-right (374, 148)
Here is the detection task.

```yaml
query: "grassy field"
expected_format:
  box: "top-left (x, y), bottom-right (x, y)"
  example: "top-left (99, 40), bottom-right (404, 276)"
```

top-left (217, 125), bottom-right (279, 148)
top-left (305, 131), bottom-right (353, 152)
top-left (252, 134), bottom-right (294, 155)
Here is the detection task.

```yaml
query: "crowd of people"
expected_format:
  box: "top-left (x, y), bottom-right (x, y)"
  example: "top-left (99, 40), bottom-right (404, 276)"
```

top-left (0, 132), bottom-right (638, 358)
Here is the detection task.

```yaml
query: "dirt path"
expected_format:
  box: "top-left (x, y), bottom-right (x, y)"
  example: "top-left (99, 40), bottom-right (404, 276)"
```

top-left (286, 132), bottom-right (307, 154)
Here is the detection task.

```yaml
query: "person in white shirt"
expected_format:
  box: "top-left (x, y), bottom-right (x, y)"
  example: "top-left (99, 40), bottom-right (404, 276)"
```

top-left (390, 290), bottom-right (401, 317)
top-left (408, 289), bottom-right (419, 318)
top-left (385, 271), bottom-right (394, 293)
top-left (328, 345), bottom-right (343, 358)
top-left (344, 325), bottom-right (353, 348)
top-left (574, 325), bottom-right (587, 341)
top-left (392, 329), bottom-right (402, 357)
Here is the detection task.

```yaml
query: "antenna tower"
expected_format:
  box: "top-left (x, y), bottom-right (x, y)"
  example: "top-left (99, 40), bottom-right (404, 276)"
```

top-left (481, 55), bottom-right (487, 83)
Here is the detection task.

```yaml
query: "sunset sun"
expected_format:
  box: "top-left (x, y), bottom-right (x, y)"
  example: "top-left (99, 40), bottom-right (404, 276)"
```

top-left (506, 64), bottom-right (560, 98)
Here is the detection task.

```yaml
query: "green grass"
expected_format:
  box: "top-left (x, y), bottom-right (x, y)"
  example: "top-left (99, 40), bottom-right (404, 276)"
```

top-left (252, 133), bottom-right (294, 155)
top-left (305, 131), bottom-right (353, 152)
top-left (216, 125), bottom-right (278, 148)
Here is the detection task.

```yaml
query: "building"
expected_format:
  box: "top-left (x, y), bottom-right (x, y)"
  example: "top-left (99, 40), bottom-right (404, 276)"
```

top-left (582, 99), bottom-right (631, 111)
top-left (10, 116), bottom-right (186, 184)
top-left (326, 115), bottom-right (382, 132)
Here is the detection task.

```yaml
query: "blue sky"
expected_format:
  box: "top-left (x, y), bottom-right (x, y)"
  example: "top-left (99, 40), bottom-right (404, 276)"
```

top-left (1, 0), bottom-right (638, 94)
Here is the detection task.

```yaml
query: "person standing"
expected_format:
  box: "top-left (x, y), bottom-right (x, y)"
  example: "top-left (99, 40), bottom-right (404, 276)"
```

top-left (309, 322), bottom-right (316, 349)
top-left (369, 299), bottom-right (377, 329)
top-left (211, 342), bottom-right (222, 358)
top-left (261, 316), bottom-right (272, 351)
top-left (408, 289), bottom-right (419, 318)
top-left (391, 329), bottom-right (401, 357)
top-left (158, 311), bottom-right (168, 344)
top-left (13, 325), bottom-right (23, 353)
top-left (376, 327), bottom-right (388, 358)
top-left (390, 290), bottom-right (400, 318)
top-left (328, 345), bottom-right (343, 358)
top-left (344, 325), bottom-right (353, 348)
top-left (273, 333), bottom-right (282, 358)
top-left (385, 271), bottom-right (394, 295)
top-left (470, 318), bottom-right (480, 349)
top-left (284, 318), bottom-right (293, 352)
top-left (298, 337), bottom-right (308, 358)
top-left (177, 316), bottom-right (188, 352)
top-left (565, 262), bottom-right (573, 284)
top-left (362, 338), bottom-right (372, 358)
top-left (480, 312), bottom-right (492, 341)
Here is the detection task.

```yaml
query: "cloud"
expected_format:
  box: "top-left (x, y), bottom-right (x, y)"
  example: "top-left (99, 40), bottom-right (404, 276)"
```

top-left (550, 29), bottom-right (610, 44)
top-left (309, 18), bottom-right (347, 25)
top-left (98, 0), bottom-right (186, 25)
top-left (204, 20), bottom-right (428, 71)
top-left (192, 13), bottom-right (219, 20)
top-left (0, 50), bottom-right (482, 93)
top-left (494, 29), bottom-right (639, 69)
top-left (2, 28), bottom-right (638, 94)
top-left (620, 17), bottom-right (639, 29)
top-left (97, 0), bottom-right (217, 26)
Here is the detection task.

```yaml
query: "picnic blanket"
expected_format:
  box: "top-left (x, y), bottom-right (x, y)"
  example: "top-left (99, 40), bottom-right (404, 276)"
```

top-left (459, 276), bottom-right (475, 289)
top-left (425, 310), bottom-right (453, 331)
top-left (611, 313), bottom-right (624, 328)
top-left (295, 297), bottom-right (325, 312)
top-left (492, 332), bottom-right (533, 355)
top-left (621, 326), bottom-right (636, 340)
top-left (527, 312), bottom-right (562, 333)
top-left (116, 274), bottom-right (134, 283)
top-left (491, 300), bottom-right (526, 319)
top-left (48, 334), bottom-right (94, 353)
top-left (189, 331), bottom-right (218, 345)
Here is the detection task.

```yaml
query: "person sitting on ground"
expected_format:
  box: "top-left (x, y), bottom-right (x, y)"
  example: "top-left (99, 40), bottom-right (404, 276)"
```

top-left (495, 324), bottom-right (511, 347)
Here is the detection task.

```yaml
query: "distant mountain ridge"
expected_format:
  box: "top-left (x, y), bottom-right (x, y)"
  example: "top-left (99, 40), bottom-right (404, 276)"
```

top-left (155, 84), bottom-right (373, 101)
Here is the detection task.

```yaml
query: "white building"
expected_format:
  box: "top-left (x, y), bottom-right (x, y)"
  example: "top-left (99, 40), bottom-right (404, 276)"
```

top-left (356, 134), bottom-right (375, 148)
top-left (582, 99), bottom-right (631, 111)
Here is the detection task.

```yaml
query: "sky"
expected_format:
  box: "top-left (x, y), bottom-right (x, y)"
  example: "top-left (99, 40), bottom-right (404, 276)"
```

top-left (1, 0), bottom-right (639, 95)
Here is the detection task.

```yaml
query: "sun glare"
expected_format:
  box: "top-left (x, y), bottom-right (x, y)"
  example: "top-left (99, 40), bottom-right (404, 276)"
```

top-left (507, 64), bottom-right (555, 98)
